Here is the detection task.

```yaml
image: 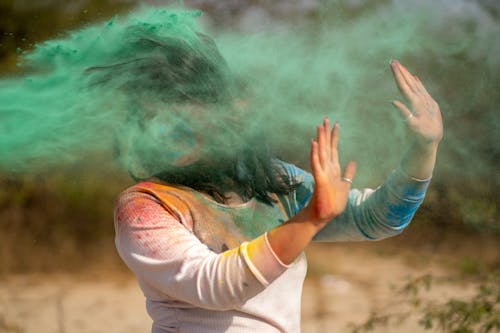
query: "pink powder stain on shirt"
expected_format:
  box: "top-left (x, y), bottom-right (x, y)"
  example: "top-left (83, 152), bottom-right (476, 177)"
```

top-left (115, 207), bottom-right (127, 224)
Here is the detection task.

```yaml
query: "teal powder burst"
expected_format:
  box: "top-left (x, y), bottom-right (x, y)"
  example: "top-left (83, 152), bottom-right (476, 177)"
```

top-left (0, 8), bottom-right (231, 175)
top-left (1, 3), bottom-right (498, 186)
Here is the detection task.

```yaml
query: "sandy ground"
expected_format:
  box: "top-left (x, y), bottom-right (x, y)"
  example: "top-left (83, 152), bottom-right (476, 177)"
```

top-left (0, 242), bottom-right (483, 333)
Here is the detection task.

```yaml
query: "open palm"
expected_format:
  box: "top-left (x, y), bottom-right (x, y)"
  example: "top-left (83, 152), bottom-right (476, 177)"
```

top-left (307, 118), bottom-right (357, 224)
top-left (391, 60), bottom-right (443, 147)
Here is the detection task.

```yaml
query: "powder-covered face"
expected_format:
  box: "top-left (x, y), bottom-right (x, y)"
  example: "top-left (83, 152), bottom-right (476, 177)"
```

top-left (148, 104), bottom-right (207, 167)
top-left (120, 101), bottom-right (205, 173)
top-left (122, 97), bottom-right (250, 175)
top-left (140, 99), bottom-right (251, 170)
top-left (146, 114), bottom-right (199, 165)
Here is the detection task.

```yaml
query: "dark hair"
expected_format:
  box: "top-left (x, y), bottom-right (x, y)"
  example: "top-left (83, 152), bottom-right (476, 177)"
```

top-left (86, 30), bottom-right (232, 104)
top-left (88, 29), bottom-right (298, 204)
top-left (153, 143), bottom-right (298, 205)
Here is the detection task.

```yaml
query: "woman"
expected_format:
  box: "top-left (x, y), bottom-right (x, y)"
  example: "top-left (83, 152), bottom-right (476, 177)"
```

top-left (113, 13), bottom-right (443, 333)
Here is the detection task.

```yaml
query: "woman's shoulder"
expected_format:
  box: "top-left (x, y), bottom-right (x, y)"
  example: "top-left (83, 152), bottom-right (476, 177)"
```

top-left (115, 181), bottom-right (198, 230)
top-left (115, 181), bottom-right (196, 215)
top-left (118, 180), bottom-right (194, 199)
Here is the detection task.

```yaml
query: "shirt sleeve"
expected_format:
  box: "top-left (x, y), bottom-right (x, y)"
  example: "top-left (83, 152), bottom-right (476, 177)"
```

top-left (114, 191), bottom-right (289, 311)
top-left (280, 162), bottom-right (431, 242)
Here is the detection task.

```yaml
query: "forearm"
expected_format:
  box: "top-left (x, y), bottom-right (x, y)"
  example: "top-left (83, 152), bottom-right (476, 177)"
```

top-left (400, 141), bottom-right (439, 180)
top-left (314, 167), bottom-right (430, 242)
top-left (265, 207), bottom-right (325, 265)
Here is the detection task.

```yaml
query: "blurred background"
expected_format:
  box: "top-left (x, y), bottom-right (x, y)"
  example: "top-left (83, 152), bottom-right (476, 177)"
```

top-left (0, 0), bottom-right (498, 332)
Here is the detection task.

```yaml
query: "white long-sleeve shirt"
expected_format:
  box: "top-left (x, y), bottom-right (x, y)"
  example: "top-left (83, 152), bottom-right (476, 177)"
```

top-left (114, 163), bottom-right (430, 332)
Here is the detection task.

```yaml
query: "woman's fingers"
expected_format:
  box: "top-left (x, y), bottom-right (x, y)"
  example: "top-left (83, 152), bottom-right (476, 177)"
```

top-left (392, 100), bottom-right (415, 124)
top-left (324, 118), bottom-right (332, 160)
top-left (317, 125), bottom-right (327, 167)
top-left (394, 61), bottom-right (418, 92)
top-left (395, 61), bottom-right (418, 91)
top-left (413, 75), bottom-right (432, 98)
top-left (390, 60), bottom-right (412, 98)
top-left (394, 61), bottom-right (435, 103)
top-left (343, 160), bottom-right (357, 185)
top-left (310, 139), bottom-right (320, 176)
top-left (391, 60), bottom-right (417, 102)
top-left (311, 118), bottom-right (345, 177)
top-left (317, 118), bottom-right (337, 169)
top-left (330, 122), bottom-right (339, 166)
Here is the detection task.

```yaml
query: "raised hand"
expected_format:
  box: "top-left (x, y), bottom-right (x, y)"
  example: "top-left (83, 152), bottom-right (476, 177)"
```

top-left (265, 118), bottom-right (357, 264)
top-left (307, 118), bottom-right (357, 224)
top-left (390, 60), bottom-right (443, 148)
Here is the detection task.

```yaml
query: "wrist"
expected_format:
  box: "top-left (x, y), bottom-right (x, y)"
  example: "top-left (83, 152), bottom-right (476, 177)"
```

top-left (267, 213), bottom-right (320, 265)
top-left (401, 140), bottom-right (439, 180)
top-left (296, 205), bottom-right (331, 231)
top-left (411, 139), bottom-right (440, 154)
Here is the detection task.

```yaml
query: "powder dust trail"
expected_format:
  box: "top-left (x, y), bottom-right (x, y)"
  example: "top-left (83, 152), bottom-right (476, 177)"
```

top-left (216, 0), bottom-right (500, 184)
top-left (0, 2), bottom-right (498, 186)
top-left (0, 8), bottom-right (223, 175)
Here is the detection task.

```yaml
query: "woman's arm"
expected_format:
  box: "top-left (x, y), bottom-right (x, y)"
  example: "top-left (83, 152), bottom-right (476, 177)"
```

top-left (268, 61), bottom-right (443, 250)
top-left (313, 168), bottom-right (431, 241)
